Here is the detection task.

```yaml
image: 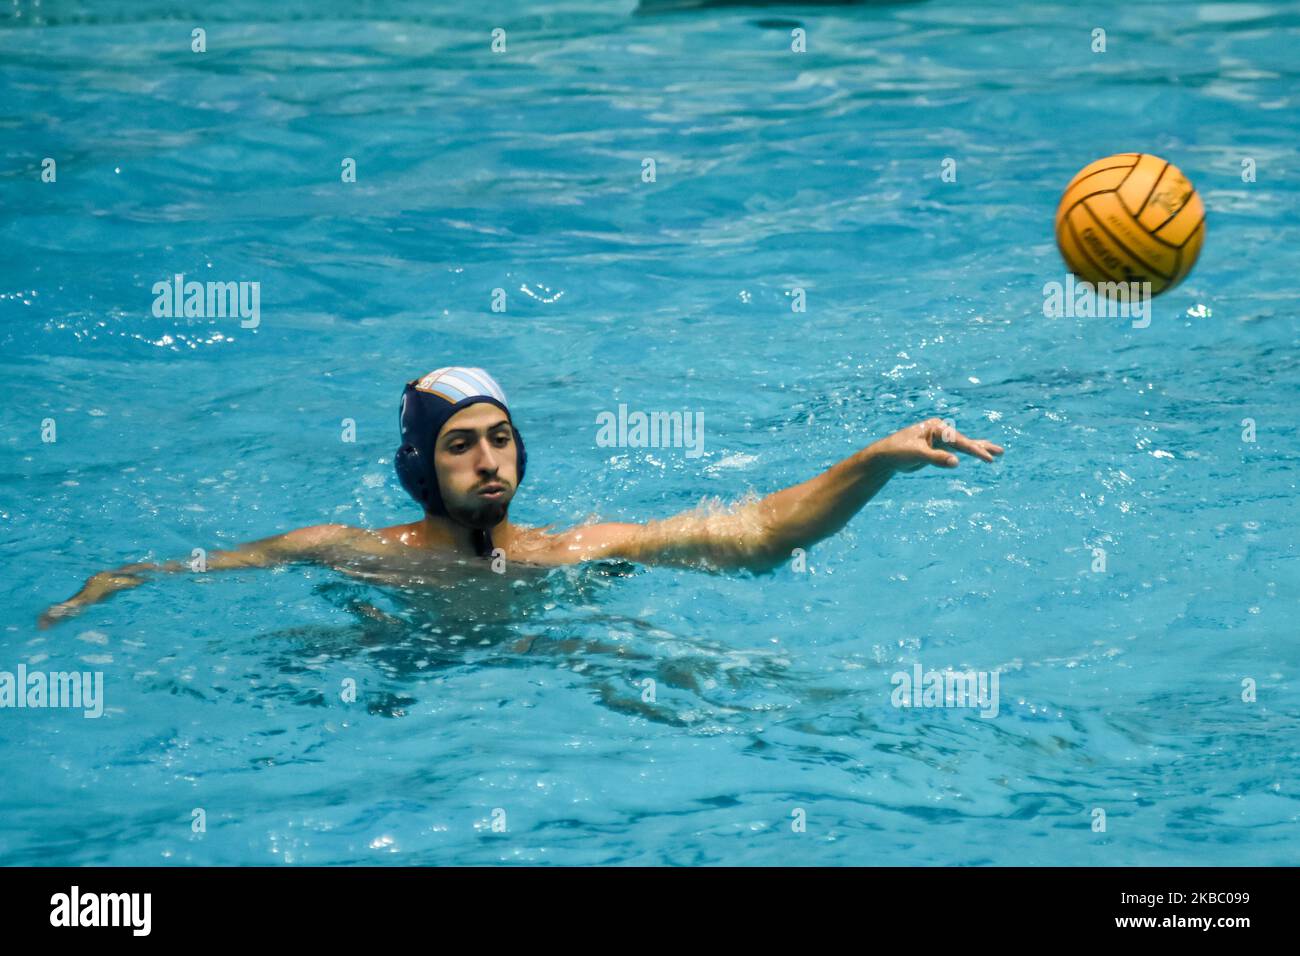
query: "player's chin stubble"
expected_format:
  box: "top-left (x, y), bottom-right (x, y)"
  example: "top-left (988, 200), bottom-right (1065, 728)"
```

top-left (449, 495), bottom-right (509, 531)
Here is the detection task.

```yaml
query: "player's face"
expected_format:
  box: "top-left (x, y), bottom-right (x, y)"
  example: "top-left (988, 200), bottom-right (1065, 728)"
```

top-left (433, 404), bottom-right (518, 529)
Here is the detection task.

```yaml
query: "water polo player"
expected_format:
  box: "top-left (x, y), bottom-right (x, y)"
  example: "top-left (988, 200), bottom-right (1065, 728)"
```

top-left (39, 366), bottom-right (1004, 627)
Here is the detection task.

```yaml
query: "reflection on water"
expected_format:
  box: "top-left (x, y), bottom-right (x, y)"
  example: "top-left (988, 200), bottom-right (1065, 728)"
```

top-left (221, 562), bottom-right (806, 727)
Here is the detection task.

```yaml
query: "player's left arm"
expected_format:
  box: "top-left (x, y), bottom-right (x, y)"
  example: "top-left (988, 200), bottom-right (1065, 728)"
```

top-left (546, 419), bottom-right (1003, 573)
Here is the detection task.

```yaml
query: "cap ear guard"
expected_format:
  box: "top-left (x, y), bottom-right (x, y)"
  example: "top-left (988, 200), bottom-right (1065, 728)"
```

top-left (395, 437), bottom-right (439, 513)
top-left (395, 383), bottom-right (446, 514)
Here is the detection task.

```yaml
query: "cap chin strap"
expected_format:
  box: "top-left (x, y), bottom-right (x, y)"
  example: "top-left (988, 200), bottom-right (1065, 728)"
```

top-left (471, 528), bottom-right (494, 559)
top-left (431, 505), bottom-right (496, 559)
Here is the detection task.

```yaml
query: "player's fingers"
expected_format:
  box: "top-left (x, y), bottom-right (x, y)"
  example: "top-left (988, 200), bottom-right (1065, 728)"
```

top-left (960, 437), bottom-right (996, 462)
top-left (934, 428), bottom-right (988, 461)
top-left (964, 438), bottom-right (1004, 459)
top-left (925, 447), bottom-right (959, 468)
top-left (942, 429), bottom-right (1004, 463)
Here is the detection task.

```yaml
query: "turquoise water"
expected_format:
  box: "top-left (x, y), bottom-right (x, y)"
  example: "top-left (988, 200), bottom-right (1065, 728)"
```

top-left (2, 0), bottom-right (1298, 866)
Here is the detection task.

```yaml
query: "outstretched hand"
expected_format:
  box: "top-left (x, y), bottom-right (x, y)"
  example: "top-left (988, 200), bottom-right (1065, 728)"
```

top-left (872, 418), bottom-right (1004, 474)
top-left (37, 571), bottom-right (144, 630)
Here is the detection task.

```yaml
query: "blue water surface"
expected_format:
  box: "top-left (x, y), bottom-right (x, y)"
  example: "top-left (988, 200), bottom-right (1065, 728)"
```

top-left (1, 0), bottom-right (1298, 866)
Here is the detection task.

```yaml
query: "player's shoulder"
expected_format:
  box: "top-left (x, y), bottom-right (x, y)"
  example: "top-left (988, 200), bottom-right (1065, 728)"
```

top-left (353, 521), bottom-right (428, 552)
top-left (278, 523), bottom-right (369, 551)
top-left (519, 521), bottom-right (643, 564)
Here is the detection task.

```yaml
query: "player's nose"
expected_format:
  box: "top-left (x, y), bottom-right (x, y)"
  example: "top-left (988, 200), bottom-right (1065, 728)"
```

top-left (474, 437), bottom-right (500, 474)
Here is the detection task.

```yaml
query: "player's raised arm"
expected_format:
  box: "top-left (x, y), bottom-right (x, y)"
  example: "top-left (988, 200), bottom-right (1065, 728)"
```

top-left (546, 419), bottom-right (1003, 573)
top-left (37, 523), bottom-right (359, 629)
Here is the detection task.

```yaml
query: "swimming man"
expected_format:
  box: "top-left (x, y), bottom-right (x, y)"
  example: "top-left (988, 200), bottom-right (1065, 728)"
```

top-left (39, 366), bottom-right (1004, 627)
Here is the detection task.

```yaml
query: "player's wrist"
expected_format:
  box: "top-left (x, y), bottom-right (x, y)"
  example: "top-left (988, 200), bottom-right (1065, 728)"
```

top-left (859, 442), bottom-right (901, 477)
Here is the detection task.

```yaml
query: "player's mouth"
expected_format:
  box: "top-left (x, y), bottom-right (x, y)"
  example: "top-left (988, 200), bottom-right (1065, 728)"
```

top-left (477, 482), bottom-right (507, 500)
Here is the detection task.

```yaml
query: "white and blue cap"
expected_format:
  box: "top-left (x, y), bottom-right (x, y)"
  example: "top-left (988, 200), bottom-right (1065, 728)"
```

top-left (394, 367), bottom-right (526, 518)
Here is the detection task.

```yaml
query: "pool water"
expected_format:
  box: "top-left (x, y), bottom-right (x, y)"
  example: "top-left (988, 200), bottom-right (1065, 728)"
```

top-left (1, 0), bottom-right (1297, 866)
